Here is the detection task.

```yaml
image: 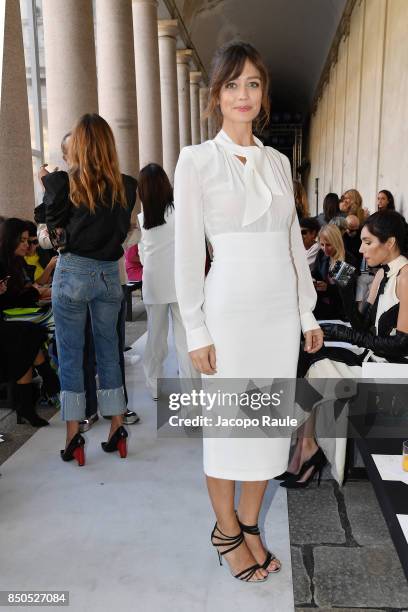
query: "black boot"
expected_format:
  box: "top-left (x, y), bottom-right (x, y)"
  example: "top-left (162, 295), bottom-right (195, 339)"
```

top-left (35, 361), bottom-right (60, 397)
top-left (15, 383), bottom-right (49, 427)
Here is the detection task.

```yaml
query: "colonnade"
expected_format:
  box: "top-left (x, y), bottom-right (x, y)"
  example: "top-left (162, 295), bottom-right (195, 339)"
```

top-left (0, 0), bottom-right (215, 218)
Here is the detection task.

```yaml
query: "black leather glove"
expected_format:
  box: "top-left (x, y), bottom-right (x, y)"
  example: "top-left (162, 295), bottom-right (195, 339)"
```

top-left (321, 324), bottom-right (408, 359)
top-left (334, 275), bottom-right (374, 331)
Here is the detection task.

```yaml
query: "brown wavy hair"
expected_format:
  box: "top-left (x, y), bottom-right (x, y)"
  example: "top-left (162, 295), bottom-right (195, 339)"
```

top-left (67, 113), bottom-right (126, 212)
top-left (204, 41), bottom-right (270, 132)
top-left (293, 180), bottom-right (309, 217)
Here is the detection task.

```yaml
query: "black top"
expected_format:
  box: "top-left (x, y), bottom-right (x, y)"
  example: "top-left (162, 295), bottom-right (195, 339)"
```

top-left (312, 249), bottom-right (358, 321)
top-left (343, 232), bottom-right (363, 266)
top-left (0, 258), bottom-right (40, 310)
top-left (42, 171), bottom-right (137, 261)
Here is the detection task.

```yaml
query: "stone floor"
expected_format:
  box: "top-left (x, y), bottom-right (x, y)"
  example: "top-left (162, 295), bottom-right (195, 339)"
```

top-left (289, 479), bottom-right (408, 610)
top-left (1, 294), bottom-right (408, 611)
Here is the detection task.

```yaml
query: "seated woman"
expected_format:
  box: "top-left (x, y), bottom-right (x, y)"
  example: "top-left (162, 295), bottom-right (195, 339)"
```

top-left (279, 210), bottom-right (408, 487)
top-left (0, 278), bottom-right (60, 426)
top-left (377, 189), bottom-right (395, 211)
top-left (316, 192), bottom-right (341, 227)
top-left (24, 220), bottom-right (57, 285)
top-left (0, 218), bottom-right (50, 310)
top-left (312, 223), bottom-right (358, 321)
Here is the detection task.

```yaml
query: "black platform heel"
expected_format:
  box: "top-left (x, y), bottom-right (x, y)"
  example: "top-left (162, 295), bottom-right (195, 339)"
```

top-left (280, 447), bottom-right (327, 489)
top-left (236, 516), bottom-right (281, 573)
top-left (210, 523), bottom-right (268, 582)
top-left (60, 433), bottom-right (85, 466)
top-left (101, 425), bottom-right (128, 458)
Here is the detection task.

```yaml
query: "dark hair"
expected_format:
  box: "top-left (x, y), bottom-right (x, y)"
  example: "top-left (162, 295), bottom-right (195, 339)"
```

top-left (300, 217), bottom-right (320, 234)
top-left (323, 193), bottom-right (340, 223)
top-left (205, 41), bottom-right (270, 132)
top-left (0, 217), bottom-right (28, 270)
top-left (138, 164), bottom-right (174, 230)
top-left (378, 189), bottom-right (395, 211)
top-left (363, 210), bottom-right (408, 255)
top-left (25, 220), bottom-right (38, 237)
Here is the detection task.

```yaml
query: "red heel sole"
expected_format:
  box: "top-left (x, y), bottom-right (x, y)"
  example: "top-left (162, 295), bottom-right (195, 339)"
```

top-left (73, 446), bottom-right (85, 466)
top-left (117, 438), bottom-right (127, 459)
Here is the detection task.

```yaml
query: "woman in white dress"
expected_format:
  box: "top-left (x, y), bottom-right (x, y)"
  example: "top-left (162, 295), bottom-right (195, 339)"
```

top-left (174, 42), bottom-right (323, 582)
top-left (138, 163), bottom-right (198, 400)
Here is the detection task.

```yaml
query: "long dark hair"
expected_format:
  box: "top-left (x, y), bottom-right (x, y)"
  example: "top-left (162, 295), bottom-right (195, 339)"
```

top-left (0, 218), bottom-right (28, 270)
top-left (378, 189), bottom-right (395, 211)
top-left (363, 211), bottom-right (408, 256)
top-left (138, 164), bottom-right (174, 230)
top-left (323, 193), bottom-right (340, 223)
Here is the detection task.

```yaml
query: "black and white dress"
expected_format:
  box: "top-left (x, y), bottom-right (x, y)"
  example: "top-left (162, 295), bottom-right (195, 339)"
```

top-left (300, 254), bottom-right (408, 483)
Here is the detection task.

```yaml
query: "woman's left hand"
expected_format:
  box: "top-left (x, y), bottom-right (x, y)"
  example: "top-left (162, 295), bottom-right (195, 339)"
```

top-left (304, 327), bottom-right (324, 353)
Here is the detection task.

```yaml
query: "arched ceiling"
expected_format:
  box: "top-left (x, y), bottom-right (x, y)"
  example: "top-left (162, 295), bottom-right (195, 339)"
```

top-left (163, 0), bottom-right (347, 115)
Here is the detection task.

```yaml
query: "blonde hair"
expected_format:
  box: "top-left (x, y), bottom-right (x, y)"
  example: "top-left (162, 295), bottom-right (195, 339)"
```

top-left (319, 224), bottom-right (345, 261)
top-left (293, 180), bottom-right (309, 217)
top-left (68, 113), bottom-right (126, 213)
top-left (344, 189), bottom-right (364, 225)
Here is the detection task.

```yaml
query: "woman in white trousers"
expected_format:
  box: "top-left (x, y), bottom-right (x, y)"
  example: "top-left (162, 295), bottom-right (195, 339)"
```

top-left (138, 163), bottom-right (199, 400)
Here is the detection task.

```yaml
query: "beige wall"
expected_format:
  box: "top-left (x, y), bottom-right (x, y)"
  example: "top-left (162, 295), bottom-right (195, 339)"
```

top-left (307, 0), bottom-right (408, 217)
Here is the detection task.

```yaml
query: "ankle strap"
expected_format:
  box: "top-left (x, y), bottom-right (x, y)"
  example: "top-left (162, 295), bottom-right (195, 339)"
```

top-left (211, 523), bottom-right (244, 556)
top-left (238, 521), bottom-right (260, 536)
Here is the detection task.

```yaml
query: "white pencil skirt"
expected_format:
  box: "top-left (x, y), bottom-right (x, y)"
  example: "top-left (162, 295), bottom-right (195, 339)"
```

top-left (202, 232), bottom-right (301, 481)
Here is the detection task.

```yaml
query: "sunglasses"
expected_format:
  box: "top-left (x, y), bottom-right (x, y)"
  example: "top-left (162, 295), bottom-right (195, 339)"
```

top-left (300, 229), bottom-right (310, 235)
top-left (28, 239), bottom-right (39, 246)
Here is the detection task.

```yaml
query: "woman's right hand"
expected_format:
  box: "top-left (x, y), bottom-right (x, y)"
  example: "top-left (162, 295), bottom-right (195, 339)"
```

top-left (189, 344), bottom-right (217, 375)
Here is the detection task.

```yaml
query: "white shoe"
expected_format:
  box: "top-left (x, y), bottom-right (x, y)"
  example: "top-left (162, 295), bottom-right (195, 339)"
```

top-left (124, 353), bottom-right (141, 365)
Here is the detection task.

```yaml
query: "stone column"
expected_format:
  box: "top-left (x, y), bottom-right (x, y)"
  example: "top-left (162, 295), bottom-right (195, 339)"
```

top-left (96, 0), bottom-right (139, 177)
top-left (158, 20), bottom-right (179, 181)
top-left (199, 86), bottom-right (209, 142)
top-left (208, 112), bottom-right (217, 139)
top-left (42, 0), bottom-right (98, 167)
top-left (176, 49), bottom-right (192, 149)
top-left (0, 0), bottom-right (34, 218)
top-left (132, 0), bottom-right (162, 168)
top-left (189, 71), bottom-right (202, 145)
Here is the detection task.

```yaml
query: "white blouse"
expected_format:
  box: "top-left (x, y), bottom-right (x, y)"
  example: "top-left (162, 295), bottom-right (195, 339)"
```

top-left (174, 129), bottom-right (318, 351)
top-left (138, 207), bottom-right (177, 305)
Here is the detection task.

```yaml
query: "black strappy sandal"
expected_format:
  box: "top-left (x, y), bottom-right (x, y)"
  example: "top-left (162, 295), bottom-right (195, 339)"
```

top-left (237, 517), bottom-right (281, 573)
top-left (210, 523), bottom-right (268, 582)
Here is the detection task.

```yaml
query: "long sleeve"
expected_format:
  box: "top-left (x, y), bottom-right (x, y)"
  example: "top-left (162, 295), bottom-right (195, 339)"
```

top-left (42, 171), bottom-right (71, 229)
top-left (281, 155), bottom-right (318, 332)
top-left (174, 147), bottom-right (213, 351)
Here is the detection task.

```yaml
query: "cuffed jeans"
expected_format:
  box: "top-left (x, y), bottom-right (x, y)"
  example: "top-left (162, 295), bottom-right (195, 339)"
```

top-left (52, 253), bottom-right (126, 421)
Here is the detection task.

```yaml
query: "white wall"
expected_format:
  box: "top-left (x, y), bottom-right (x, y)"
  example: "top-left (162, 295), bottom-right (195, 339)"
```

top-left (308, 0), bottom-right (408, 218)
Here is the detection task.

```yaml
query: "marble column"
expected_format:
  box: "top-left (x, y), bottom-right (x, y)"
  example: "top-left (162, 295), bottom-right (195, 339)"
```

top-left (158, 20), bottom-right (179, 181)
top-left (189, 71), bottom-right (202, 145)
top-left (0, 0), bottom-right (34, 218)
top-left (132, 0), bottom-right (162, 167)
top-left (42, 0), bottom-right (98, 167)
top-left (96, 0), bottom-right (139, 177)
top-left (176, 49), bottom-right (192, 149)
top-left (199, 86), bottom-right (209, 142)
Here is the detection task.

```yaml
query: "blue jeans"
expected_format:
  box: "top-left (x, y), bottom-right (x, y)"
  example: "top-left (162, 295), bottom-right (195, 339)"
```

top-left (52, 253), bottom-right (126, 421)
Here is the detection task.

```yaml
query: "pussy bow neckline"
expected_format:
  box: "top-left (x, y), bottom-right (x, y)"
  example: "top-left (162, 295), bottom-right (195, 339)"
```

top-left (213, 129), bottom-right (287, 226)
